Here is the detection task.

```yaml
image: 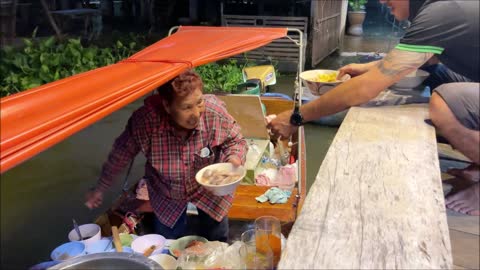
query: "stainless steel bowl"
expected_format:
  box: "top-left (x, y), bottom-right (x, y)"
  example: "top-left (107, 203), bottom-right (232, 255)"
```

top-left (49, 252), bottom-right (163, 270)
top-left (391, 69), bottom-right (430, 90)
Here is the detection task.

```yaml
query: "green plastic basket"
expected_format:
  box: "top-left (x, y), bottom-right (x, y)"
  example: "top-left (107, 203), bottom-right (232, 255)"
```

top-left (236, 82), bottom-right (260, 95)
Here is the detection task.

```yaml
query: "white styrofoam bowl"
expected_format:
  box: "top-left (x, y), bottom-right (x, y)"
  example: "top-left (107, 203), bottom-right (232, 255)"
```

top-left (149, 254), bottom-right (177, 269)
top-left (195, 163), bottom-right (246, 196)
top-left (300, 69), bottom-right (350, 95)
top-left (131, 234), bottom-right (166, 256)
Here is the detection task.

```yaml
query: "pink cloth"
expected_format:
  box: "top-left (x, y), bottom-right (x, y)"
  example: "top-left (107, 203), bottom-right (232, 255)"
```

top-left (255, 168), bottom-right (278, 186)
top-left (254, 164), bottom-right (297, 190)
top-left (274, 164), bottom-right (297, 190)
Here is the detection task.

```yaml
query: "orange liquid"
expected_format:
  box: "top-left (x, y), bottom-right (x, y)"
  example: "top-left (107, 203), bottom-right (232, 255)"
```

top-left (255, 233), bottom-right (281, 266)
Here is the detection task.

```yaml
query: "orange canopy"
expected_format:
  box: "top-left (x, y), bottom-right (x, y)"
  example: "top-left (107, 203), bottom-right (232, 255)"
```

top-left (0, 26), bottom-right (287, 173)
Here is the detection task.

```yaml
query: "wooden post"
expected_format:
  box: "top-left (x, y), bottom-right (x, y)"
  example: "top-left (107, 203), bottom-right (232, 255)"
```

top-left (10, 0), bottom-right (17, 43)
top-left (40, 0), bottom-right (62, 39)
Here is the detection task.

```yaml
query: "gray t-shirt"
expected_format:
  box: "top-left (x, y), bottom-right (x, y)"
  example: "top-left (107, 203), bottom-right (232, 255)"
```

top-left (397, 0), bottom-right (479, 81)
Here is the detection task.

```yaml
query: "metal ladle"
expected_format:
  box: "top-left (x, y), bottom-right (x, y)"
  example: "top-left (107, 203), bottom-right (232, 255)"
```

top-left (72, 219), bottom-right (83, 240)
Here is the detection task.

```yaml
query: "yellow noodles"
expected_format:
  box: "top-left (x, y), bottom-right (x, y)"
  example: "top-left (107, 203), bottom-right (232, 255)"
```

top-left (311, 72), bottom-right (337, 83)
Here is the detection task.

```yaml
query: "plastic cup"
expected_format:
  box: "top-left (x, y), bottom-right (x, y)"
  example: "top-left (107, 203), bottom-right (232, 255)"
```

top-left (240, 229), bottom-right (273, 270)
top-left (254, 216), bottom-right (281, 266)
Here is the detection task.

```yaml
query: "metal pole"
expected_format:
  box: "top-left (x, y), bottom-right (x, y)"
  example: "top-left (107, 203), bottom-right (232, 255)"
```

top-left (286, 27), bottom-right (304, 200)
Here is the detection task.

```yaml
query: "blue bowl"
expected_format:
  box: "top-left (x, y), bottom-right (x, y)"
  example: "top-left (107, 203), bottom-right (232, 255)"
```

top-left (50, 241), bottom-right (86, 261)
top-left (108, 246), bottom-right (134, 253)
top-left (85, 239), bottom-right (113, 254)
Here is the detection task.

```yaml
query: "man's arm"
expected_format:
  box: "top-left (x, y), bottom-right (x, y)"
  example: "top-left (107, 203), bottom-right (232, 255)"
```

top-left (268, 49), bottom-right (433, 138)
top-left (300, 49), bottom-right (434, 122)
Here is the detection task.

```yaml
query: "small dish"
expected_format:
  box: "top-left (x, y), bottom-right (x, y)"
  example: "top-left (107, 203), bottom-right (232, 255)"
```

top-left (168, 235), bottom-right (208, 257)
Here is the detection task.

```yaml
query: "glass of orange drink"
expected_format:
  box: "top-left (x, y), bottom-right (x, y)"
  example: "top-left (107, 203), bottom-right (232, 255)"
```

top-left (240, 229), bottom-right (273, 270)
top-left (254, 216), bottom-right (282, 266)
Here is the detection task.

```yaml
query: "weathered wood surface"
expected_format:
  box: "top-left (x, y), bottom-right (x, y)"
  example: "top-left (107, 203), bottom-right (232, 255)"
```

top-left (449, 229), bottom-right (480, 269)
top-left (279, 105), bottom-right (452, 269)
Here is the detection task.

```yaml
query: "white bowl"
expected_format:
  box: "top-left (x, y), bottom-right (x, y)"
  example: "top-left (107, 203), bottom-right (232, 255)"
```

top-left (300, 69), bottom-right (350, 95)
top-left (391, 69), bottom-right (430, 90)
top-left (68, 223), bottom-right (101, 248)
top-left (149, 254), bottom-right (177, 269)
top-left (51, 241), bottom-right (86, 261)
top-left (131, 234), bottom-right (166, 256)
top-left (195, 163), bottom-right (246, 196)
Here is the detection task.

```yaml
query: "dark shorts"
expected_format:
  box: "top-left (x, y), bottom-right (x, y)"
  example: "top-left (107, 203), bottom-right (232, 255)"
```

top-left (421, 64), bottom-right (472, 91)
top-left (434, 82), bottom-right (480, 131)
top-left (153, 208), bottom-right (229, 242)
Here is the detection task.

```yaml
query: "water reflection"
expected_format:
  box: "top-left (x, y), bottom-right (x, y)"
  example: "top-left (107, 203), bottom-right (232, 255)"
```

top-left (1, 98), bottom-right (146, 269)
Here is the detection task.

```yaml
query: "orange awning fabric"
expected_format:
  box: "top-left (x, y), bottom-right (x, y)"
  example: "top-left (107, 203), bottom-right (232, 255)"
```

top-left (0, 26), bottom-right (287, 173)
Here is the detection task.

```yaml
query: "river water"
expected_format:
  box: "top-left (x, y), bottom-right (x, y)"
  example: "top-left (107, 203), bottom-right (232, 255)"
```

top-left (1, 77), bottom-right (338, 269)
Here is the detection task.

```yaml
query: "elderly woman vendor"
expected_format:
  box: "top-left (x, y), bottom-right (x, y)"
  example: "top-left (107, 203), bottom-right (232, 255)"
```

top-left (85, 69), bottom-right (248, 241)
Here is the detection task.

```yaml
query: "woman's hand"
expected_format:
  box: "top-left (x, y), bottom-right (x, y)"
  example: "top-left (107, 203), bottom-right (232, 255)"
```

top-left (85, 189), bottom-right (104, 209)
top-left (227, 155), bottom-right (242, 167)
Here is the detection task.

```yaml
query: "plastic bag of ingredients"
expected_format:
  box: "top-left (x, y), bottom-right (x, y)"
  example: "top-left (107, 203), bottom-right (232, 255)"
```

top-left (176, 241), bottom-right (244, 269)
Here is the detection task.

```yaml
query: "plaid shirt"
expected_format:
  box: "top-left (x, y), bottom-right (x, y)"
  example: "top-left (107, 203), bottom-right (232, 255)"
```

top-left (96, 94), bottom-right (247, 228)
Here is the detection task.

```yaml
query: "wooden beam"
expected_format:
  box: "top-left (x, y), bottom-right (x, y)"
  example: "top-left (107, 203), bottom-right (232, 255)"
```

top-left (279, 105), bottom-right (452, 269)
top-left (40, 0), bottom-right (62, 39)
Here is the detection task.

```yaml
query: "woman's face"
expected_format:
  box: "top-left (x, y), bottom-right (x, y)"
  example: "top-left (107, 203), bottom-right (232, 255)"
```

top-left (163, 88), bottom-right (205, 130)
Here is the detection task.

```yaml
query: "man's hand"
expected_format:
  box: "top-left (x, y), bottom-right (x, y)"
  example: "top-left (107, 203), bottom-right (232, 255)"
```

top-left (266, 110), bottom-right (298, 138)
top-left (337, 63), bottom-right (372, 79)
top-left (85, 189), bottom-right (104, 209)
top-left (227, 155), bottom-right (242, 167)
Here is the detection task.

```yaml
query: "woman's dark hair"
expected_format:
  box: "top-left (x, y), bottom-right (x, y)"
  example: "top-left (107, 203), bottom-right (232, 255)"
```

top-left (158, 69), bottom-right (203, 104)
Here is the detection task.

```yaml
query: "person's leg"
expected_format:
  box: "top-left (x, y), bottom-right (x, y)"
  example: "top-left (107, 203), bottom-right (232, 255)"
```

top-left (189, 209), bottom-right (229, 242)
top-left (447, 163), bottom-right (480, 183)
top-left (445, 183), bottom-right (480, 215)
top-left (429, 82), bottom-right (480, 215)
top-left (430, 83), bottom-right (479, 163)
top-left (153, 211), bottom-right (188, 239)
top-left (421, 64), bottom-right (472, 91)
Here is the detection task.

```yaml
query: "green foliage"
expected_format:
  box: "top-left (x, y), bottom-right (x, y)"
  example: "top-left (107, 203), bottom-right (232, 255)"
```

top-left (195, 60), bottom-right (244, 93)
top-left (348, 0), bottom-right (367, 11)
top-left (195, 57), bottom-right (282, 93)
top-left (0, 33), bottom-right (147, 98)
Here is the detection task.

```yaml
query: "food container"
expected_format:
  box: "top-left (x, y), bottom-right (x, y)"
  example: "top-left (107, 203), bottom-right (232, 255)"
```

top-left (85, 239), bottom-right (113, 254)
top-left (131, 234), bottom-right (166, 256)
top-left (50, 241), bottom-right (86, 261)
top-left (300, 69), bottom-right (350, 95)
top-left (49, 252), bottom-right (162, 269)
top-left (195, 163), bottom-right (246, 196)
top-left (168, 235), bottom-right (208, 257)
top-left (67, 223), bottom-right (101, 248)
top-left (149, 254), bottom-right (177, 269)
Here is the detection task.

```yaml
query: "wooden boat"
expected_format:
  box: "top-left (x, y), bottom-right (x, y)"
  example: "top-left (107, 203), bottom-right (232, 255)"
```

top-left (0, 26), bottom-right (307, 237)
top-left (94, 96), bottom-right (307, 237)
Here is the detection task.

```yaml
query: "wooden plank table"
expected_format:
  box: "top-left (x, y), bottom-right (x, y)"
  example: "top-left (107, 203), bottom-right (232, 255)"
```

top-left (279, 104), bottom-right (452, 269)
